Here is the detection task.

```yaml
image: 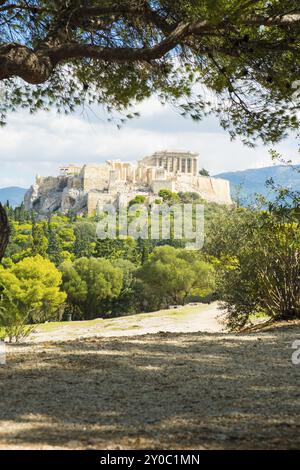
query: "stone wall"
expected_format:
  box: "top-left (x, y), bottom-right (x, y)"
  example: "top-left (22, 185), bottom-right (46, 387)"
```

top-left (81, 164), bottom-right (109, 191)
top-left (87, 191), bottom-right (115, 217)
top-left (173, 175), bottom-right (232, 205)
top-left (151, 180), bottom-right (176, 194)
top-left (209, 177), bottom-right (232, 204)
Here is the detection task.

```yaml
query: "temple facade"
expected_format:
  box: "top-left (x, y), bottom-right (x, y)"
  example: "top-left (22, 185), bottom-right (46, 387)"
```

top-left (139, 151), bottom-right (198, 176)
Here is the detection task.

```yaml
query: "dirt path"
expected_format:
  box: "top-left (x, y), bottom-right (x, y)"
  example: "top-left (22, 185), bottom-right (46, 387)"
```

top-left (1, 323), bottom-right (300, 449)
top-left (28, 303), bottom-right (224, 344)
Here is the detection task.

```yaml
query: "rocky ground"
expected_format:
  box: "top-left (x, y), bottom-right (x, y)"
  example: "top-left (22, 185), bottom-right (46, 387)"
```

top-left (0, 321), bottom-right (300, 449)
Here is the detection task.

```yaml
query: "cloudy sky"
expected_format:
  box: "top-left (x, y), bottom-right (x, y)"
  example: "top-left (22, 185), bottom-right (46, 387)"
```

top-left (0, 97), bottom-right (299, 188)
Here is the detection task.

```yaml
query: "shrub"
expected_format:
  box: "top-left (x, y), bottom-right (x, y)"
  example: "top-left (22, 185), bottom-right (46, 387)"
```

top-left (128, 195), bottom-right (146, 207)
top-left (158, 189), bottom-right (179, 204)
top-left (0, 255), bottom-right (66, 342)
top-left (219, 210), bottom-right (300, 330)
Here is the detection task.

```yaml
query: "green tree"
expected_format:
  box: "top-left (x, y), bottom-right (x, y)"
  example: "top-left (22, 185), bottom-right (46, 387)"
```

top-left (128, 195), bottom-right (146, 207)
top-left (219, 203), bottom-right (300, 330)
top-left (32, 222), bottom-right (48, 257)
top-left (4, 219), bottom-right (33, 262)
top-left (199, 168), bottom-right (210, 177)
top-left (0, 1), bottom-right (298, 144)
top-left (3, 200), bottom-right (13, 219)
top-left (73, 221), bottom-right (96, 258)
top-left (204, 206), bottom-right (258, 259)
top-left (104, 259), bottom-right (139, 316)
top-left (60, 257), bottom-right (123, 319)
top-left (137, 245), bottom-right (215, 310)
top-left (178, 191), bottom-right (203, 204)
top-left (158, 189), bottom-right (180, 204)
top-left (0, 255), bottom-right (66, 342)
top-left (94, 237), bottom-right (138, 263)
top-left (13, 203), bottom-right (31, 223)
top-left (47, 215), bottom-right (76, 261)
top-left (47, 218), bottom-right (63, 265)
top-left (136, 238), bottom-right (152, 264)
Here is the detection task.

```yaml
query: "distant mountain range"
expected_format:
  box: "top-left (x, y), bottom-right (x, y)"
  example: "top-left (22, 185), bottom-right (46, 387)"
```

top-left (0, 164), bottom-right (299, 208)
top-left (215, 164), bottom-right (300, 203)
top-left (0, 187), bottom-right (27, 207)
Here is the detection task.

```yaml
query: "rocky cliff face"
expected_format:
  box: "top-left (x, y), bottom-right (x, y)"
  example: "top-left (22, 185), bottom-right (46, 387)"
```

top-left (24, 176), bottom-right (88, 215)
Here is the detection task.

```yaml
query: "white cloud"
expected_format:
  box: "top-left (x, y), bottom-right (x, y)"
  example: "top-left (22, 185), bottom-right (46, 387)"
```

top-left (0, 99), bottom-right (299, 187)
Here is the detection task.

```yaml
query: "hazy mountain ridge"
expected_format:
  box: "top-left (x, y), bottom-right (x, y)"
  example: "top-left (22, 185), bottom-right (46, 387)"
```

top-left (215, 164), bottom-right (300, 202)
top-left (0, 187), bottom-right (27, 207)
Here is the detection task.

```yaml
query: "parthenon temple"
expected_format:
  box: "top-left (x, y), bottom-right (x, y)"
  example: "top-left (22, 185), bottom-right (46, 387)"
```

top-left (141, 151), bottom-right (198, 176)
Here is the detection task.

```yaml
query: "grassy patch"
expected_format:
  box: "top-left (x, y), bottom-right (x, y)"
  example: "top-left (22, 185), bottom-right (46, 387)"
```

top-left (249, 311), bottom-right (271, 323)
top-left (36, 318), bottom-right (103, 332)
top-left (17, 302), bottom-right (214, 336)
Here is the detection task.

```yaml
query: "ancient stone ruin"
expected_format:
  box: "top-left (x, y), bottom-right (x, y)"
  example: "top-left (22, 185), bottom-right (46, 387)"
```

top-left (24, 151), bottom-right (232, 216)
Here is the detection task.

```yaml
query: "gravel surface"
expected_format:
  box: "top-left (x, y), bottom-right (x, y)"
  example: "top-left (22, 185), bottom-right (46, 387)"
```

top-left (1, 323), bottom-right (300, 450)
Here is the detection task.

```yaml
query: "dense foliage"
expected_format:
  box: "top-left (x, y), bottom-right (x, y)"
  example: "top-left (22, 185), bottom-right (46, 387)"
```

top-left (0, 1), bottom-right (299, 144)
top-left (0, 255), bottom-right (66, 341)
top-left (0, 175), bottom-right (299, 340)
top-left (204, 168), bottom-right (300, 329)
top-left (219, 210), bottom-right (300, 329)
top-left (137, 245), bottom-right (215, 310)
top-left (61, 257), bottom-right (123, 319)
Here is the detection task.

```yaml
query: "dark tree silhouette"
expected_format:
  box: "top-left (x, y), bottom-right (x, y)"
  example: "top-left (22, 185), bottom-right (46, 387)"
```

top-left (0, 203), bottom-right (9, 261)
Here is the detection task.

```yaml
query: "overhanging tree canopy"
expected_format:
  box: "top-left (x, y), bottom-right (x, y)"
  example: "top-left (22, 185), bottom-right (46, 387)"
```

top-left (0, 0), bottom-right (299, 143)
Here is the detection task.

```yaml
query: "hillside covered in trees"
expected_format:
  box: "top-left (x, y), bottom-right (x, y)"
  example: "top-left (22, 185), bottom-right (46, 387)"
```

top-left (0, 179), bottom-right (299, 342)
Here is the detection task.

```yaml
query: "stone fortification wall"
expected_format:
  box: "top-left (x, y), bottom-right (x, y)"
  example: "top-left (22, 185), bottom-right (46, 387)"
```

top-left (81, 165), bottom-right (109, 191)
top-left (87, 191), bottom-right (115, 217)
top-left (174, 175), bottom-right (232, 205)
top-left (151, 180), bottom-right (176, 194)
top-left (208, 177), bottom-right (232, 204)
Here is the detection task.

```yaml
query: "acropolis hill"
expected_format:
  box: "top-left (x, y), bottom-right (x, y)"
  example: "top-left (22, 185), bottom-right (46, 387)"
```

top-left (24, 151), bottom-right (232, 216)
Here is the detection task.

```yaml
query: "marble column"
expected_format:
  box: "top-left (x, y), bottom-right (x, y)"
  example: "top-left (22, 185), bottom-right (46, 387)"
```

top-left (193, 158), bottom-right (197, 175)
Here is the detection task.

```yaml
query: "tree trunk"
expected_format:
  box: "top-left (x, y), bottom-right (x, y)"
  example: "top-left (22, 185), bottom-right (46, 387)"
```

top-left (0, 203), bottom-right (10, 262)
